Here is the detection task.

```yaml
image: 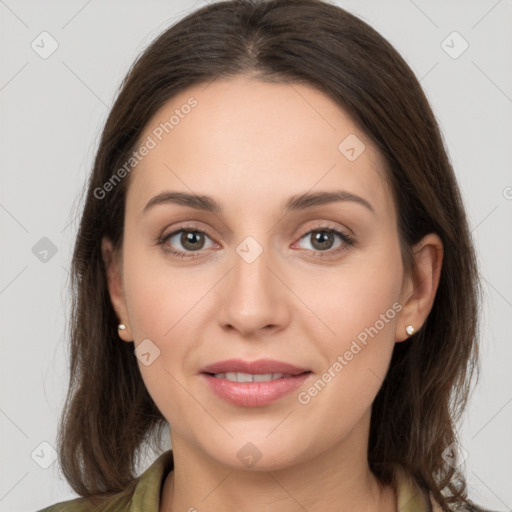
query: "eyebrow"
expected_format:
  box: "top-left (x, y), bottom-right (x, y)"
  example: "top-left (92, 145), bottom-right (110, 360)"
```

top-left (141, 190), bottom-right (375, 216)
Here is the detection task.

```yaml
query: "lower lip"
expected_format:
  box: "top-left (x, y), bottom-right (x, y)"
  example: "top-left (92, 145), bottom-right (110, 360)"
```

top-left (200, 372), bottom-right (311, 407)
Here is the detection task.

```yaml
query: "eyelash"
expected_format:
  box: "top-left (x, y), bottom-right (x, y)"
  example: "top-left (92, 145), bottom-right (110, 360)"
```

top-left (155, 223), bottom-right (356, 260)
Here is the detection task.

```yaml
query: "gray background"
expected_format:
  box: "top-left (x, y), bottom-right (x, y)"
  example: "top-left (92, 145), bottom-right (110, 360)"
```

top-left (1, 0), bottom-right (511, 510)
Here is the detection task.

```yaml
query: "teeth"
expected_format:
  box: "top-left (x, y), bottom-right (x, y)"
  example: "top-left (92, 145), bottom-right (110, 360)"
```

top-left (213, 372), bottom-right (290, 382)
top-left (253, 373), bottom-right (280, 382)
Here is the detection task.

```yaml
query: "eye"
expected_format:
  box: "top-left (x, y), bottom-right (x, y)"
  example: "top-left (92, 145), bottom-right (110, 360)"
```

top-left (156, 224), bottom-right (356, 260)
top-left (157, 227), bottom-right (216, 258)
top-left (294, 226), bottom-right (355, 258)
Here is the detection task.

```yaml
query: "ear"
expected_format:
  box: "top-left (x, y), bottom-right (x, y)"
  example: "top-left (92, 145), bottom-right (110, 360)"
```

top-left (395, 233), bottom-right (443, 343)
top-left (101, 236), bottom-right (133, 342)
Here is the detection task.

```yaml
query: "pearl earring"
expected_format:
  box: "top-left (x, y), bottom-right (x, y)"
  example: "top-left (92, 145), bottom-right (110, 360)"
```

top-left (118, 324), bottom-right (126, 330)
top-left (405, 325), bottom-right (415, 336)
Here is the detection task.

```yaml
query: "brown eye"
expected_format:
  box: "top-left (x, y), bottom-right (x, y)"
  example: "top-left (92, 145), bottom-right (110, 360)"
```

top-left (177, 231), bottom-right (206, 251)
top-left (309, 230), bottom-right (337, 251)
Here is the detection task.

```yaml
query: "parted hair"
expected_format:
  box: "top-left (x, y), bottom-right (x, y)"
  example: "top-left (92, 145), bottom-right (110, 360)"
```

top-left (58, 1), bottom-right (484, 510)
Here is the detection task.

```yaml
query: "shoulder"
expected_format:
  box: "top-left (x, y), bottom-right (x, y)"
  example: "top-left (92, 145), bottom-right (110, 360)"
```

top-left (392, 464), bottom-right (494, 512)
top-left (36, 498), bottom-right (97, 511)
top-left (429, 488), bottom-right (498, 512)
top-left (431, 497), bottom-right (500, 512)
top-left (36, 494), bottom-right (131, 512)
top-left (37, 450), bottom-right (174, 512)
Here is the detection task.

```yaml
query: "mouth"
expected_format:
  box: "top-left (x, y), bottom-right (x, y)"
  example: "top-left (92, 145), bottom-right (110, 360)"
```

top-left (202, 371), bottom-right (309, 383)
top-left (199, 359), bottom-right (313, 407)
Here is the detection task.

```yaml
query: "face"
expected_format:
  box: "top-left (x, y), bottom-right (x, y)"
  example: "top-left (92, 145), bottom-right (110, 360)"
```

top-left (104, 75), bottom-right (419, 471)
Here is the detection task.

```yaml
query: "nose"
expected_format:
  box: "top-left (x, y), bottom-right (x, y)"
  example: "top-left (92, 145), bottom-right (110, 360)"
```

top-left (216, 238), bottom-right (291, 337)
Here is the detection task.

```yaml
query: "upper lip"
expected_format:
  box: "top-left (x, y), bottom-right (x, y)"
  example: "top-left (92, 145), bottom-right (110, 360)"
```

top-left (200, 358), bottom-right (310, 375)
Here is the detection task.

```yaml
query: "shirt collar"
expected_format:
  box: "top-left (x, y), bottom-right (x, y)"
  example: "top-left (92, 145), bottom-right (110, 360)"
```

top-left (393, 464), bottom-right (434, 512)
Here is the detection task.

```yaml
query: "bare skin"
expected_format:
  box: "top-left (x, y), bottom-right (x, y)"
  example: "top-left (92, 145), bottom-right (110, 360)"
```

top-left (102, 75), bottom-right (443, 512)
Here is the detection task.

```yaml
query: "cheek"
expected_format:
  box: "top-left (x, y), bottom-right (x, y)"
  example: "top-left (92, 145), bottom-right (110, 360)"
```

top-left (297, 245), bottom-right (402, 401)
top-left (304, 244), bottom-right (402, 345)
top-left (121, 240), bottom-right (205, 340)
top-left (120, 248), bottom-right (203, 427)
top-left (120, 242), bottom-right (212, 396)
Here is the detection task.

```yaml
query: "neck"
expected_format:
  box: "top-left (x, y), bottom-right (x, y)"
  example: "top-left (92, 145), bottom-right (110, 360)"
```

top-left (160, 411), bottom-right (396, 512)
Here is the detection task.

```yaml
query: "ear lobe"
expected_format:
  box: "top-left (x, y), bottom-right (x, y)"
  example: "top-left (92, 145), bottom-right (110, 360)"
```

top-left (101, 237), bottom-right (132, 342)
top-left (395, 233), bottom-right (444, 343)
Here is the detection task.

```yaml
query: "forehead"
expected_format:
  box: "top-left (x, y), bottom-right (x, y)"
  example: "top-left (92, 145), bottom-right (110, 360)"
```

top-left (126, 75), bottom-right (394, 220)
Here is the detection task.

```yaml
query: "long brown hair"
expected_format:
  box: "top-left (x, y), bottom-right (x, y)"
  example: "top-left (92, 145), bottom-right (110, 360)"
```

top-left (58, 0), bottom-right (483, 510)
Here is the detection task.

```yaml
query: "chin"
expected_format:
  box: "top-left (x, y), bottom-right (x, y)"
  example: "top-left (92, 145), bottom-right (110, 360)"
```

top-left (200, 435), bottom-right (310, 472)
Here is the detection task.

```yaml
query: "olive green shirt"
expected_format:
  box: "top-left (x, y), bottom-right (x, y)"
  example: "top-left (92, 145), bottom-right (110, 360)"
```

top-left (38, 450), bottom-right (444, 512)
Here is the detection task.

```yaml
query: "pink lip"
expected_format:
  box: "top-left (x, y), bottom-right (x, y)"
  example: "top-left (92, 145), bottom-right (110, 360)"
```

top-left (199, 358), bottom-right (309, 375)
top-left (199, 358), bottom-right (312, 407)
top-left (200, 373), bottom-right (311, 407)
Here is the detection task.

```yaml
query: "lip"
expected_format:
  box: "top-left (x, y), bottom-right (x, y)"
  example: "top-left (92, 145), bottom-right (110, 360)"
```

top-left (199, 358), bottom-right (312, 407)
top-left (200, 372), bottom-right (311, 407)
top-left (199, 358), bottom-right (309, 375)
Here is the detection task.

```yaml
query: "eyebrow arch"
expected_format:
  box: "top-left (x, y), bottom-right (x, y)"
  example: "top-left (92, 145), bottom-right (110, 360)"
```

top-left (141, 190), bottom-right (375, 216)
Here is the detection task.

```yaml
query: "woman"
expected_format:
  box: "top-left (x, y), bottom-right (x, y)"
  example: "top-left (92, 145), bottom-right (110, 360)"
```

top-left (39, 0), bottom-right (489, 510)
